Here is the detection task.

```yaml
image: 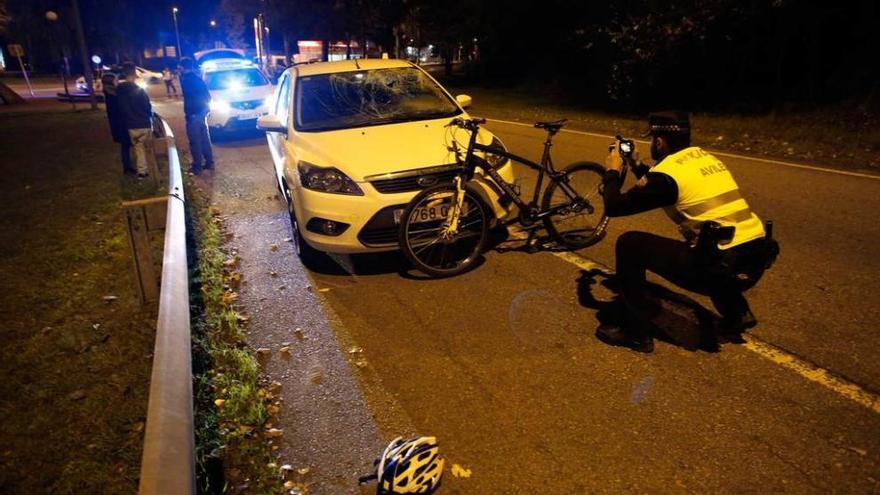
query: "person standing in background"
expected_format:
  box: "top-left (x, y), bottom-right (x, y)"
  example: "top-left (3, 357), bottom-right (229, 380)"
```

top-left (162, 67), bottom-right (178, 98)
top-left (101, 72), bottom-right (136, 175)
top-left (178, 57), bottom-right (214, 174)
top-left (116, 62), bottom-right (153, 178)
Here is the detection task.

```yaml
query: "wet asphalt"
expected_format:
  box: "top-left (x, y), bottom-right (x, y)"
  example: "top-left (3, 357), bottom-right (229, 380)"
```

top-left (151, 90), bottom-right (880, 494)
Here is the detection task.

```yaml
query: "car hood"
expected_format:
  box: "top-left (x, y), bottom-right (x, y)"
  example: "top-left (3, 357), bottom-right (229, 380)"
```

top-left (290, 117), bottom-right (494, 182)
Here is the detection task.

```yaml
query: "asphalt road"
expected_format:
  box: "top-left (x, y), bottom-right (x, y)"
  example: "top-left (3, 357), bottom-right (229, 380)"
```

top-left (150, 89), bottom-right (880, 494)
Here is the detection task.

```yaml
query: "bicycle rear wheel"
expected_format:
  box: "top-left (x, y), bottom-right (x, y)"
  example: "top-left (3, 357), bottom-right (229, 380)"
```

top-left (399, 182), bottom-right (490, 278)
top-left (541, 161), bottom-right (608, 249)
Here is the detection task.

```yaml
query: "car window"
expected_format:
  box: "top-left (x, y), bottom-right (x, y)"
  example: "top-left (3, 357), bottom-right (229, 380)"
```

top-left (204, 68), bottom-right (269, 90)
top-left (294, 67), bottom-right (461, 132)
top-left (275, 74), bottom-right (291, 121)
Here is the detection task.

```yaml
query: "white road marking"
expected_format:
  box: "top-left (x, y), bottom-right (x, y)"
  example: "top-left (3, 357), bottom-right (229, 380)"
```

top-left (486, 118), bottom-right (880, 181)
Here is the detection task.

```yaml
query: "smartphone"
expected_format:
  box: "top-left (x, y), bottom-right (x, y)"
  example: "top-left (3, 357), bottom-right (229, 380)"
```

top-left (619, 139), bottom-right (634, 155)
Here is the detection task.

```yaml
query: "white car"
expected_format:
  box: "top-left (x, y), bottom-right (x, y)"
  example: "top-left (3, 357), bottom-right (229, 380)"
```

top-left (203, 59), bottom-right (274, 135)
top-left (257, 59), bottom-right (515, 263)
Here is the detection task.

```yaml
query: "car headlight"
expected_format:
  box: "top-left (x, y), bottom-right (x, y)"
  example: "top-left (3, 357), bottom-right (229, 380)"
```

top-left (210, 99), bottom-right (231, 113)
top-left (485, 136), bottom-right (510, 169)
top-left (263, 95), bottom-right (274, 109)
top-left (298, 161), bottom-right (363, 195)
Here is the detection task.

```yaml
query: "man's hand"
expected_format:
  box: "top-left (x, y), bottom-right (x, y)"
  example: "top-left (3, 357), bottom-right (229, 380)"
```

top-left (605, 142), bottom-right (624, 172)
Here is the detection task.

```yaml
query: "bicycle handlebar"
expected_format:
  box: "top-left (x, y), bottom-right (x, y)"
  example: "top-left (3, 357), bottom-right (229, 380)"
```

top-left (447, 116), bottom-right (487, 130)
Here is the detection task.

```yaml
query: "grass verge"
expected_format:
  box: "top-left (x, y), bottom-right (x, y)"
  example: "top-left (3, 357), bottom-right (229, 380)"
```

top-left (443, 84), bottom-right (879, 172)
top-left (187, 181), bottom-right (286, 494)
top-left (0, 109), bottom-right (156, 493)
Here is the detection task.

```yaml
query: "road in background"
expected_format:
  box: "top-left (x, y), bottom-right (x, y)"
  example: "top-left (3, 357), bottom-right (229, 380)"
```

top-left (150, 87), bottom-right (880, 493)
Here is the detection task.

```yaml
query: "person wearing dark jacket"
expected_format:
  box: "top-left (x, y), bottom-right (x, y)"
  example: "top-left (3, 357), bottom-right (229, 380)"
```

top-left (178, 57), bottom-right (214, 174)
top-left (116, 62), bottom-right (153, 178)
top-left (596, 112), bottom-right (777, 353)
top-left (101, 73), bottom-right (135, 175)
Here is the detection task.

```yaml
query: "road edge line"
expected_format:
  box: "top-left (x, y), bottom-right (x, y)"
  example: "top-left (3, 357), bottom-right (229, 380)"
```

top-left (485, 118), bottom-right (880, 181)
top-left (743, 335), bottom-right (880, 414)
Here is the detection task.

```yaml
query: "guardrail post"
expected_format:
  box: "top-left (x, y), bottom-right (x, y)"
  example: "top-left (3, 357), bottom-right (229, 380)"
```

top-left (123, 203), bottom-right (159, 303)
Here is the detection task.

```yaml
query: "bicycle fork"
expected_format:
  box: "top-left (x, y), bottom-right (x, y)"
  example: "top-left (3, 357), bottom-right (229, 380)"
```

top-left (443, 176), bottom-right (466, 237)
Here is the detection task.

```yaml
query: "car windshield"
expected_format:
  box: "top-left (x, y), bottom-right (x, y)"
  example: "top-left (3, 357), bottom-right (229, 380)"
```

top-left (205, 68), bottom-right (268, 90)
top-left (295, 67), bottom-right (461, 131)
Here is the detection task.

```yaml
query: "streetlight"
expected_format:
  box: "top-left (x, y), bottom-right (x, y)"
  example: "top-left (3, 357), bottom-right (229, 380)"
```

top-left (172, 6), bottom-right (181, 60)
top-left (45, 10), bottom-right (74, 109)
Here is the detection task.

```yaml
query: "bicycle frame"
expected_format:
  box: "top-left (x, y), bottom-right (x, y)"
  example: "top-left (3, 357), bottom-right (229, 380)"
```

top-left (457, 125), bottom-right (586, 223)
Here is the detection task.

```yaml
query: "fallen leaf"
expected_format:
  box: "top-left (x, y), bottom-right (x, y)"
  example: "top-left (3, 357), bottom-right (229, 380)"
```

top-left (297, 467), bottom-right (310, 476)
top-left (348, 346), bottom-right (363, 354)
top-left (284, 481), bottom-right (295, 490)
top-left (279, 346), bottom-right (290, 355)
top-left (214, 399), bottom-right (226, 408)
top-left (848, 447), bottom-right (868, 457)
top-left (102, 295), bottom-right (118, 302)
top-left (267, 405), bottom-right (281, 416)
top-left (270, 271), bottom-right (278, 277)
top-left (318, 288), bottom-right (330, 292)
top-left (355, 359), bottom-right (368, 368)
top-left (281, 464), bottom-right (294, 472)
top-left (293, 329), bottom-right (305, 340)
top-left (266, 428), bottom-right (284, 438)
top-left (267, 381), bottom-right (282, 393)
top-left (270, 243), bottom-right (279, 252)
top-left (451, 464), bottom-right (472, 478)
top-left (68, 390), bottom-right (86, 401)
top-left (132, 421), bottom-right (145, 432)
top-left (267, 462), bottom-right (278, 469)
top-left (283, 237), bottom-right (293, 243)
top-left (221, 291), bottom-right (239, 306)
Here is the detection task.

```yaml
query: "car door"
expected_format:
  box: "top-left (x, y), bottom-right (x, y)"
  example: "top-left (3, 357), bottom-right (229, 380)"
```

top-left (267, 72), bottom-right (291, 192)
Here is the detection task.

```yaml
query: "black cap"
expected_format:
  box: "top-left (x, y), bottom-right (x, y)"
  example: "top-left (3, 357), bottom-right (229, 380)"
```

top-left (643, 111), bottom-right (690, 137)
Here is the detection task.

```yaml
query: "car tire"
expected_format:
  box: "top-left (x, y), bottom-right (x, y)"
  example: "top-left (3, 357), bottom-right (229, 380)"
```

top-left (286, 190), bottom-right (324, 269)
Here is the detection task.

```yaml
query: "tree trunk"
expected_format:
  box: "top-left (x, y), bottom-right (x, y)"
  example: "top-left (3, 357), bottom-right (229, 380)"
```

top-left (322, 40), bottom-right (330, 62)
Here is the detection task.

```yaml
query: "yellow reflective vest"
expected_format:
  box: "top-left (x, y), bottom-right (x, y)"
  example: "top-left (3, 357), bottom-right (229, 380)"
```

top-left (651, 147), bottom-right (765, 249)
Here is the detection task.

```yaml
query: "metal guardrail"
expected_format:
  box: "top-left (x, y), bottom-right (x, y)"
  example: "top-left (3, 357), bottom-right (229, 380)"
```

top-left (137, 117), bottom-right (195, 495)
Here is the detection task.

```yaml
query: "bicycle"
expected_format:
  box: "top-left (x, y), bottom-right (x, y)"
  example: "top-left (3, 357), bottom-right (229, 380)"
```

top-left (398, 116), bottom-right (626, 277)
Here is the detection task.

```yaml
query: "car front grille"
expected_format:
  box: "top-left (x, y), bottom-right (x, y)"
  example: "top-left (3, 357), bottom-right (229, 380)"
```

top-left (367, 165), bottom-right (459, 194)
top-left (358, 204), bottom-right (407, 247)
top-left (230, 99), bottom-right (264, 110)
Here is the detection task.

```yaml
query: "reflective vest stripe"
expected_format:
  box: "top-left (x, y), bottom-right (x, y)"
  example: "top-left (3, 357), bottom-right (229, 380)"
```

top-left (682, 189), bottom-right (744, 216)
top-left (716, 208), bottom-right (753, 224)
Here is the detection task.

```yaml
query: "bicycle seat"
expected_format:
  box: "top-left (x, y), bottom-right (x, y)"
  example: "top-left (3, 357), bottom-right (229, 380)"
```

top-left (534, 119), bottom-right (568, 133)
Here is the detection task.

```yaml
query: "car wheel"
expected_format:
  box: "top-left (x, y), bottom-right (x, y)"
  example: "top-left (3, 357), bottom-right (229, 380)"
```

top-left (286, 191), bottom-right (324, 269)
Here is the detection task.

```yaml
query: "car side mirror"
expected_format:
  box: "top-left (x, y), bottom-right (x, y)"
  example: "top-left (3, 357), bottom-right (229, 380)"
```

top-left (455, 94), bottom-right (473, 109)
top-left (257, 114), bottom-right (286, 133)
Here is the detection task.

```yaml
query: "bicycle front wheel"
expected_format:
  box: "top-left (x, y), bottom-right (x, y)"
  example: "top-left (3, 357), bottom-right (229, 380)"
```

top-left (541, 161), bottom-right (608, 249)
top-left (399, 182), bottom-right (490, 278)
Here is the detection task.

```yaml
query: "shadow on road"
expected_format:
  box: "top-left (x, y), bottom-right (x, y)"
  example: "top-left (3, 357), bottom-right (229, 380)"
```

top-left (576, 269), bottom-right (742, 353)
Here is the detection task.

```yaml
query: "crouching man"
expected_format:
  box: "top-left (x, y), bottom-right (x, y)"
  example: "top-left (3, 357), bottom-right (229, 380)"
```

top-left (597, 112), bottom-right (778, 353)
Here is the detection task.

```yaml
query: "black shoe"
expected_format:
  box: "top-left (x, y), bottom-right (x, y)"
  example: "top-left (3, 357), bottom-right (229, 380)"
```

top-left (595, 324), bottom-right (654, 353)
top-left (203, 163), bottom-right (215, 170)
top-left (719, 310), bottom-right (757, 333)
top-left (123, 169), bottom-right (137, 176)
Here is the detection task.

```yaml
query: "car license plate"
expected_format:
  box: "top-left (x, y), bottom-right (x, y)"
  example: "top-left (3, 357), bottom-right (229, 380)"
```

top-left (394, 205), bottom-right (452, 224)
top-left (239, 112), bottom-right (260, 120)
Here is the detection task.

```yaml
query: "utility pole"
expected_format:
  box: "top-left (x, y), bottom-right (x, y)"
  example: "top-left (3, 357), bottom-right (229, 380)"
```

top-left (70, 0), bottom-right (97, 109)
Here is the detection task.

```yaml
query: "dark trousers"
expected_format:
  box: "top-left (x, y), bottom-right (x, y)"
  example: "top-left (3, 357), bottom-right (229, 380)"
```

top-left (186, 112), bottom-right (214, 170)
top-left (616, 231), bottom-right (761, 334)
top-left (120, 141), bottom-right (134, 173)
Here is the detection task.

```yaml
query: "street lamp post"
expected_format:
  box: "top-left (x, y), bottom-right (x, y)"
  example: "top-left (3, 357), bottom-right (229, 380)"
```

top-left (70, 0), bottom-right (98, 109)
top-left (210, 19), bottom-right (217, 49)
top-left (45, 10), bottom-right (75, 110)
top-left (172, 7), bottom-right (181, 59)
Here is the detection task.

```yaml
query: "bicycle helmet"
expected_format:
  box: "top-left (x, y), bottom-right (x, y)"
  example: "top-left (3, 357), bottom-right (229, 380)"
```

top-left (361, 436), bottom-right (445, 494)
